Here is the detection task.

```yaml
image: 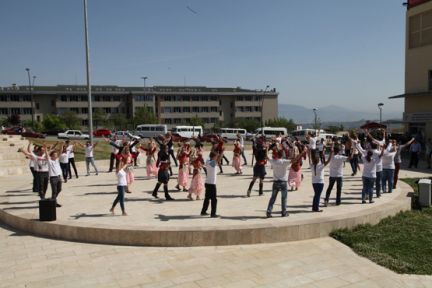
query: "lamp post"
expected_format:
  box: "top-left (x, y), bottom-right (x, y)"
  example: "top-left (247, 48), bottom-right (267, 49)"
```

top-left (25, 68), bottom-right (35, 125)
top-left (313, 108), bottom-right (318, 130)
top-left (141, 76), bottom-right (148, 98)
top-left (261, 85), bottom-right (270, 131)
top-left (378, 103), bottom-right (384, 123)
top-left (83, 0), bottom-right (93, 143)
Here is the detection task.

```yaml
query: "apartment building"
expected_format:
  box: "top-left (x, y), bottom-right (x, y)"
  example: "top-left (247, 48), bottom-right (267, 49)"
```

top-left (0, 85), bottom-right (278, 129)
top-left (390, 0), bottom-right (432, 140)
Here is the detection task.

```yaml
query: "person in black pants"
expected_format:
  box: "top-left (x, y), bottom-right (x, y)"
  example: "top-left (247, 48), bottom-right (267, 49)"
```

top-left (247, 140), bottom-right (268, 197)
top-left (152, 145), bottom-right (175, 201)
top-left (166, 133), bottom-right (178, 167)
top-left (65, 140), bottom-right (78, 179)
top-left (201, 152), bottom-right (219, 218)
top-left (108, 135), bottom-right (119, 172)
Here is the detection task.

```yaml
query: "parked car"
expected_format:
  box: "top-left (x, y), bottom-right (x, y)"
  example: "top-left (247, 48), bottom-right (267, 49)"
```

top-left (58, 130), bottom-right (90, 140)
top-left (93, 128), bottom-right (112, 137)
top-left (112, 130), bottom-right (140, 140)
top-left (2, 127), bottom-right (46, 138)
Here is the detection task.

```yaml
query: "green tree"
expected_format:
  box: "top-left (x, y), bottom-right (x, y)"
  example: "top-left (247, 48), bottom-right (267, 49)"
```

top-left (60, 111), bottom-right (80, 130)
top-left (265, 117), bottom-right (297, 132)
top-left (189, 114), bottom-right (204, 127)
top-left (234, 118), bottom-right (260, 132)
top-left (326, 124), bottom-right (345, 134)
top-left (133, 106), bottom-right (158, 127)
top-left (93, 108), bottom-right (108, 129)
top-left (110, 113), bottom-right (128, 130)
top-left (7, 114), bottom-right (20, 126)
top-left (22, 120), bottom-right (43, 132)
top-left (42, 114), bottom-right (66, 132)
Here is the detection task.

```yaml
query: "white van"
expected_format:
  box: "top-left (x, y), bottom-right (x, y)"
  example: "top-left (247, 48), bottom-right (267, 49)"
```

top-left (255, 127), bottom-right (288, 139)
top-left (219, 128), bottom-right (247, 140)
top-left (172, 126), bottom-right (203, 138)
top-left (136, 124), bottom-right (168, 138)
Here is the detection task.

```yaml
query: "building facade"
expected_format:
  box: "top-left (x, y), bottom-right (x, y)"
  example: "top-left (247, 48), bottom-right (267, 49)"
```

top-left (390, 0), bottom-right (432, 140)
top-left (0, 85), bottom-right (278, 130)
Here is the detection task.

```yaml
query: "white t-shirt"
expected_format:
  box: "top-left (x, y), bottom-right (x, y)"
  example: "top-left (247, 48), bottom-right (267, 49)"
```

top-left (112, 140), bottom-right (122, 154)
top-left (67, 144), bottom-right (75, 158)
top-left (374, 150), bottom-right (383, 172)
top-left (309, 137), bottom-right (317, 150)
top-left (48, 159), bottom-right (62, 177)
top-left (117, 169), bottom-right (127, 186)
top-left (269, 159), bottom-right (290, 181)
top-left (382, 150), bottom-right (396, 170)
top-left (311, 163), bottom-right (325, 184)
top-left (205, 159), bottom-right (217, 185)
top-left (362, 155), bottom-right (380, 178)
top-left (29, 158), bottom-right (35, 168)
top-left (317, 143), bottom-right (324, 152)
top-left (85, 145), bottom-right (94, 158)
top-left (329, 155), bottom-right (348, 178)
top-left (59, 152), bottom-right (69, 164)
top-left (32, 153), bottom-right (49, 172)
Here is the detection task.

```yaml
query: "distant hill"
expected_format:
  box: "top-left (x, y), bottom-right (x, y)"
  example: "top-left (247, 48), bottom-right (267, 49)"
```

top-left (278, 104), bottom-right (402, 124)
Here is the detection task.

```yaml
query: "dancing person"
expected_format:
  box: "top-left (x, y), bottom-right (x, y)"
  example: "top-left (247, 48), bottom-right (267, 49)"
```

top-left (355, 140), bottom-right (384, 204)
top-left (232, 139), bottom-right (243, 174)
top-left (166, 132), bottom-right (178, 167)
top-left (188, 152), bottom-right (204, 200)
top-left (367, 130), bottom-right (387, 198)
top-left (408, 139), bottom-right (421, 168)
top-left (317, 138), bottom-right (326, 164)
top-left (381, 141), bottom-right (397, 194)
top-left (323, 145), bottom-right (349, 207)
top-left (43, 143), bottom-right (63, 207)
top-left (266, 149), bottom-right (290, 218)
top-left (348, 136), bottom-right (359, 176)
top-left (66, 140), bottom-right (78, 179)
top-left (311, 148), bottom-right (333, 212)
top-left (237, 133), bottom-right (248, 165)
top-left (247, 139), bottom-right (268, 197)
top-left (200, 151), bottom-right (219, 218)
top-left (288, 145), bottom-right (307, 191)
top-left (108, 135), bottom-right (121, 172)
top-left (393, 137), bottom-right (414, 189)
top-left (306, 131), bottom-right (319, 167)
top-left (20, 142), bottom-right (49, 199)
top-left (27, 141), bottom-right (39, 193)
top-left (109, 160), bottom-right (130, 216)
top-left (176, 142), bottom-right (191, 191)
top-left (59, 145), bottom-right (69, 183)
top-left (142, 141), bottom-right (158, 177)
top-left (152, 145), bottom-right (175, 201)
top-left (76, 141), bottom-right (99, 176)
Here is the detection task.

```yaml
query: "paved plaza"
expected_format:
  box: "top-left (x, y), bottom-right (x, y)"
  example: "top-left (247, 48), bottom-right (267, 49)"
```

top-left (1, 149), bottom-right (431, 287)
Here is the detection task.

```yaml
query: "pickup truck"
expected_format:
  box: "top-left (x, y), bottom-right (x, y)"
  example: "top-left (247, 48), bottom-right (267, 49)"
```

top-left (58, 130), bottom-right (90, 140)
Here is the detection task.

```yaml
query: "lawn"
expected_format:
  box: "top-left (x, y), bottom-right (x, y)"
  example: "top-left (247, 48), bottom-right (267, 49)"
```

top-left (331, 178), bottom-right (432, 275)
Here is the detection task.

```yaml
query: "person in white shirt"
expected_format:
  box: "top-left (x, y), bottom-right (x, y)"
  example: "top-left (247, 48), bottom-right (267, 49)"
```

top-left (366, 130), bottom-right (387, 198)
top-left (266, 150), bottom-right (290, 218)
top-left (324, 146), bottom-right (349, 206)
top-left (311, 148), bottom-right (333, 212)
top-left (408, 139), bottom-right (422, 168)
top-left (306, 132), bottom-right (318, 167)
top-left (76, 141), bottom-right (99, 176)
top-left (200, 152), bottom-right (219, 218)
top-left (237, 133), bottom-right (247, 166)
top-left (65, 140), bottom-right (78, 179)
top-left (108, 135), bottom-right (121, 172)
top-left (393, 137), bottom-right (415, 189)
top-left (42, 144), bottom-right (63, 207)
top-left (355, 141), bottom-right (384, 204)
top-left (381, 141), bottom-right (397, 194)
top-left (59, 145), bottom-right (69, 183)
top-left (110, 161), bottom-right (130, 216)
top-left (317, 138), bottom-right (325, 163)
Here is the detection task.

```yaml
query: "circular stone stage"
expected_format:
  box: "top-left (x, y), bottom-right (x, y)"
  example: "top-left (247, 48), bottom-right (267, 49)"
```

top-left (0, 151), bottom-right (412, 247)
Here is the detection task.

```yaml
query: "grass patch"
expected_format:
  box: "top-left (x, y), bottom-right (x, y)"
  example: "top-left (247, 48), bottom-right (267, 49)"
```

top-left (331, 178), bottom-right (432, 275)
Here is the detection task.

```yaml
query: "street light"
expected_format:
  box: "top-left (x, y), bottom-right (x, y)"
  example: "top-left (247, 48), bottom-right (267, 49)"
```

top-left (378, 103), bottom-right (384, 123)
top-left (261, 85), bottom-right (270, 131)
top-left (313, 108), bottom-right (318, 130)
top-left (141, 76), bottom-right (148, 97)
top-left (25, 68), bottom-right (35, 125)
top-left (83, 0), bottom-right (93, 143)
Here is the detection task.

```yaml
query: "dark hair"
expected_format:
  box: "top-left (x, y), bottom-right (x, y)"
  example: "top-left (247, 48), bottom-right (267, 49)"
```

top-left (277, 150), bottom-right (284, 159)
top-left (366, 150), bottom-right (373, 162)
top-left (49, 150), bottom-right (57, 157)
top-left (333, 146), bottom-right (340, 154)
top-left (209, 151), bottom-right (217, 159)
top-left (371, 143), bottom-right (378, 149)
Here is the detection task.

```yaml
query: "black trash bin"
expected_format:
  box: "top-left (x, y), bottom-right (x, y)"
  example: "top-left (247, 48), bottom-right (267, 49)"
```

top-left (39, 199), bottom-right (56, 221)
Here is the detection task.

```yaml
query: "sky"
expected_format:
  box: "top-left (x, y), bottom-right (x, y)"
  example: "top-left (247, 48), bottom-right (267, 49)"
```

top-left (0, 0), bottom-right (406, 113)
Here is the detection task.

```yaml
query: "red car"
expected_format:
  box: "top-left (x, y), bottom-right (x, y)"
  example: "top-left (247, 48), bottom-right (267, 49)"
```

top-left (93, 128), bottom-right (112, 137)
top-left (2, 127), bottom-right (46, 138)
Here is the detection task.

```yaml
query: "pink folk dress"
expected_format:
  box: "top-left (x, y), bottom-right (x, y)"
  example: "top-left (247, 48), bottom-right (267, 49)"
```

top-left (288, 162), bottom-right (302, 189)
top-left (177, 151), bottom-right (190, 187)
top-left (232, 144), bottom-right (242, 173)
top-left (189, 160), bottom-right (204, 197)
top-left (125, 156), bottom-right (134, 185)
top-left (146, 148), bottom-right (158, 177)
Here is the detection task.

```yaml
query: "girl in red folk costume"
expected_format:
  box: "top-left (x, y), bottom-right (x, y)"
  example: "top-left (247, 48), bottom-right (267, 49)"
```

top-left (232, 140), bottom-right (243, 174)
top-left (176, 142), bottom-right (191, 191)
top-left (141, 141), bottom-right (158, 177)
top-left (216, 137), bottom-right (227, 174)
top-left (121, 147), bottom-right (135, 193)
top-left (288, 144), bottom-right (308, 191)
top-left (188, 149), bottom-right (205, 200)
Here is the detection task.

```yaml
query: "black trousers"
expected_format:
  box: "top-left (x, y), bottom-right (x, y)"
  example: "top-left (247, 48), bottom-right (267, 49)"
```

top-left (169, 150), bottom-right (178, 166)
top-left (201, 184), bottom-right (217, 216)
top-left (30, 167), bottom-right (39, 192)
top-left (68, 158), bottom-right (78, 178)
top-left (241, 149), bottom-right (247, 165)
top-left (109, 153), bottom-right (116, 172)
top-left (38, 171), bottom-right (49, 199)
top-left (325, 177), bottom-right (342, 205)
top-left (50, 176), bottom-right (62, 199)
top-left (409, 152), bottom-right (419, 168)
top-left (60, 163), bottom-right (68, 181)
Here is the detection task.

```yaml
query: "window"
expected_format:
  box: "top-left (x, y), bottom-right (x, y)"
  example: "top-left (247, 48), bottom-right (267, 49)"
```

top-left (245, 96), bottom-right (252, 101)
top-left (174, 118), bottom-right (182, 124)
top-left (81, 95), bottom-right (88, 101)
top-left (201, 96), bottom-right (208, 101)
top-left (173, 107), bottom-right (181, 113)
top-left (82, 107), bottom-right (88, 114)
top-left (211, 107), bottom-right (218, 112)
top-left (82, 119), bottom-right (88, 126)
top-left (0, 95), bottom-right (7, 101)
top-left (183, 96), bottom-right (190, 101)
top-left (70, 108), bottom-right (79, 113)
top-left (183, 107), bottom-right (190, 113)
top-left (103, 95), bottom-right (111, 102)
top-left (0, 108), bottom-right (7, 114)
top-left (10, 95), bottom-right (19, 101)
top-left (210, 96), bottom-right (217, 101)
top-left (201, 107), bottom-right (209, 113)
top-left (254, 106), bottom-right (261, 112)
top-left (60, 95), bottom-right (68, 102)
top-left (70, 95), bottom-right (79, 102)
top-left (113, 95), bottom-right (121, 101)
top-left (22, 95), bottom-right (31, 101)
top-left (94, 95), bottom-right (101, 101)
top-left (192, 107), bottom-right (200, 113)
top-left (409, 10), bottom-right (432, 49)
top-left (105, 108), bottom-right (111, 113)
top-left (237, 96), bottom-right (243, 101)
top-left (164, 118), bottom-right (172, 124)
top-left (192, 96), bottom-right (199, 101)
top-left (35, 103), bottom-right (40, 109)
top-left (163, 107), bottom-right (172, 113)
top-left (245, 106), bottom-right (252, 112)
top-left (11, 108), bottom-right (20, 114)
top-left (23, 108), bottom-right (32, 114)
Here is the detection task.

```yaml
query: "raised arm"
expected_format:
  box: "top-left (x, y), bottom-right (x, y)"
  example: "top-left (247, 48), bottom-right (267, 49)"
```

top-left (324, 148), bottom-right (334, 166)
top-left (355, 141), bottom-right (366, 156)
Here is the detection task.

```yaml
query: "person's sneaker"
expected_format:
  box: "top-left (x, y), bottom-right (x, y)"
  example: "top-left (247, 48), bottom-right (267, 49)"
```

top-left (152, 193), bottom-right (159, 199)
top-left (210, 214), bottom-right (219, 218)
top-left (122, 212), bottom-right (128, 216)
top-left (281, 213), bottom-right (289, 217)
top-left (187, 194), bottom-right (193, 200)
top-left (266, 213), bottom-right (272, 218)
top-left (259, 193), bottom-right (263, 196)
top-left (246, 190), bottom-right (251, 197)
top-left (175, 185), bottom-right (180, 191)
top-left (312, 209), bottom-right (323, 212)
top-left (64, 179), bottom-right (67, 183)
top-left (56, 203), bottom-right (62, 208)
top-left (362, 200), bottom-right (367, 204)
top-left (369, 200), bottom-right (375, 204)
top-left (323, 200), bottom-right (329, 207)
top-left (165, 196), bottom-right (175, 201)
top-left (200, 212), bottom-right (209, 216)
